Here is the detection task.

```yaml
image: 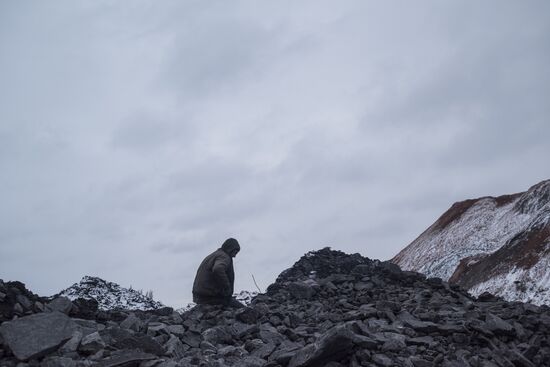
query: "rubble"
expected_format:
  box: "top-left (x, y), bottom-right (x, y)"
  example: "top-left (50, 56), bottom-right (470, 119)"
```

top-left (1, 248), bottom-right (550, 366)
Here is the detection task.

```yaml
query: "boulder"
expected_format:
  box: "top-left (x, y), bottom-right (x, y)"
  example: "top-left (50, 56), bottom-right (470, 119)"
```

top-left (15, 295), bottom-right (33, 310)
top-left (288, 282), bottom-right (316, 300)
top-left (59, 330), bottom-right (83, 354)
top-left (410, 357), bottom-right (433, 367)
top-left (167, 324), bottom-right (185, 337)
top-left (203, 326), bottom-right (233, 345)
top-left (230, 322), bottom-right (259, 339)
top-left (236, 307), bottom-right (260, 324)
top-left (372, 354), bottom-right (393, 367)
top-left (120, 313), bottom-right (144, 332)
top-left (398, 311), bottom-right (439, 334)
top-left (251, 342), bottom-right (276, 359)
top-left (288, 325), bottom-right (355, 367)
top-left (96, 349), bottom-right (156, 367)
top-left (72, 297), bottom-right (99, 319)
top-left (79, 331), bottom-right (106, 355)
top-left (181, 331), bottom-right (202, 348)
top-left (0, 311), bottom-right (77, 361)
top-left (101, 326), bottom-right (164, 356)
top-left (164, 334), bottom-right (187, 359)
top-left (13, 303), bottom-right (24, 314)
top-left (381, 338), bottom-right (406, 352)
top-left (484, 313), bottom-right (514, 336)
top-left (147, 322), bottom-right (170, 336)
top-left (46, 297), bottom-right (74, 315)
top-left (234, 356), bottom-right (268, 367)
top-left (40, 356), bottom-right (77, 367)
top-left (259, 324), bottom-right (285, 345)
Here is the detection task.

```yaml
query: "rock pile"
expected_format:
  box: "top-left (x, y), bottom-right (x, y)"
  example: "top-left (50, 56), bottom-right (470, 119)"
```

top-left (2, 248), bottom-right (550, 366)
top-left (0, 279), bottom-right (48, 323)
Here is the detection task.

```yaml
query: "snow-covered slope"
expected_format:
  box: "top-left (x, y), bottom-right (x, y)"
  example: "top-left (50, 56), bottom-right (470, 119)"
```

top-left (57, 276), bottom-right (165, 311)
top-left (392, 179), bottom-right (550, 305)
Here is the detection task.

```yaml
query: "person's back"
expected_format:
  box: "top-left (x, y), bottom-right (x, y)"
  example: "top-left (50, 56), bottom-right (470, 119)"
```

top-left (192, 238), bottom-right (243, 307)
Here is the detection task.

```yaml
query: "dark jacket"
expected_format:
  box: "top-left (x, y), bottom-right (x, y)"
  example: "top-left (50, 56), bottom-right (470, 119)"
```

top-left (192, 239), bottom-right (239, 304)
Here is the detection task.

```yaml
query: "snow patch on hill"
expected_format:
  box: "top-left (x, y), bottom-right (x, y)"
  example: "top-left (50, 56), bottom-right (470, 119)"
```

top-left (57, 276), bottom-right (165, 311)
top-left (393, 179), bottom-right (550, 305)
top-left (395, 198), bottom-right (532, 279)
top-left (469, 254), bottom-right (550, 305)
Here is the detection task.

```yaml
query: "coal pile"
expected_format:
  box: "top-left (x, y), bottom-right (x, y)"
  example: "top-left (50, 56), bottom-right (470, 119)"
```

top-left (1, 248), bottom-right (550, 367)
top-left (0, 279), bottom-right (48, 323)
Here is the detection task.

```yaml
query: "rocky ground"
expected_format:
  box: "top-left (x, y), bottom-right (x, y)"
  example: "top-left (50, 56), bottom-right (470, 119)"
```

top-left (1, 248), bottom-right (550, 367)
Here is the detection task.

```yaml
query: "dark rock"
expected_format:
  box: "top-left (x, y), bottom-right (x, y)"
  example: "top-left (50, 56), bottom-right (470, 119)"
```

top-left (181, 331), bottom-right (202, 348)
top-left (96, 349), bottom-right (156, 367)
top-left (245, 339), bottom-right (265, 352)
top-left (167, 324), bottom-right (185, 336)
top-left (484, 313), bottom-right (514, 336)
top-left (236, 307), bottom-right (260, 324)
top-left (73, 318), bottom-right (103, 336)
top-left (0, 311), bottom-right (77, 361)
top-left (376, 300), bottom-right (401, 313)
top-left (351, 264), bottom-right (372, 275)
top-left (164, 334), bottom-right (187, 359)
top-left (407, 336), bottom-right (434, 347)
top-left (231, 322), bottom-right (259, 339)
top-left (378, 261), bottom-right (402, 274)
top-left (518, 343), bottom-right (538, 360)
top-left (522, 303), bottom-right (541, 314)
top-left (477, 292), bottom-right (498, 302)
top-left (436, 323), bottom-right (466, 336)
top-left (58, 330), bottom-right (83, 354)
top-left (15, 295), bottom-right (33, 310)
top-left (451, 333), bottom-right (469, 344)
top-left (150, 307), bottom-right (174, 317)
top-left (13, 302), bottom-right (23, 315)
top-left (71, 298), bottom-right (99, 319)
top-left (351, 333), bottom-right (378, 349)
top-left (34, 301), bottom-right (45, 312)
top-left (251, 342), bottom-right (276, 359)
top-left (120, 313), bottom-right (144, 332)
top-left (410, 356), bottom-right (433, 367)
top-left (398, 311), bottom-right (439, 334)
top-left (147, 322), bottom-right (170, 336)
top-left (40, 356), bottom-right (77, 367)
top-left (287, 344), bottom-right (316, 367)
top-left (234, 356), bottom-right (269, 367)
top-left (504, 348), bottom-right (535, 367)
top-left (79, 331), bottom-right (106, 354)
top-left (100, 326), bottom-right (164, 355)
top-left (288, 325), bottom-right (355, 367)
top-left (259, 325), bottom-right (285, 346)
top-left (46, 297), bottom-right (73, 315)
top-left (203, 326), bottom-right (233, 345)
top-left (381, 338), bottom-right (406, 352)
top-left (372, 354), bottom-right (393, 366)
top-left (288, 282), bottom-right (316, 300)
top-left (0, 281), bottom-right (46, 322)
top-left (200, 340), bottom-right (217, 353)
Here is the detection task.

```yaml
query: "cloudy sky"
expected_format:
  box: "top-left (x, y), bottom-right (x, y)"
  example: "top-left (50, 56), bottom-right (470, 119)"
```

top-left (1, 1), bottom-right (549, 307)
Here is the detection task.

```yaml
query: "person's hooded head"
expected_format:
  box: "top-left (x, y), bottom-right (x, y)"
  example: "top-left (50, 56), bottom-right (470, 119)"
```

top-left (221, 238), bottom-right (240, 258)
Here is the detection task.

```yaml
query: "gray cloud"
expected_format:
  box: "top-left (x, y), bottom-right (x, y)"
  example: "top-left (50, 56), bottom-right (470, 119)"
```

top-left (1, 1), bottom-right (549, 307)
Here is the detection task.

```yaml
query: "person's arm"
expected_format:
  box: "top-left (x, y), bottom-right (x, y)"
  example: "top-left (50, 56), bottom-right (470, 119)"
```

top-left (212, 255), bottom-right (231, 296)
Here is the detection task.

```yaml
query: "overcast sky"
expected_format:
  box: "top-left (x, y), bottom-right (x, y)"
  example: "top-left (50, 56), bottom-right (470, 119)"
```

top-left (1, 1), bottom-right (549, 307)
